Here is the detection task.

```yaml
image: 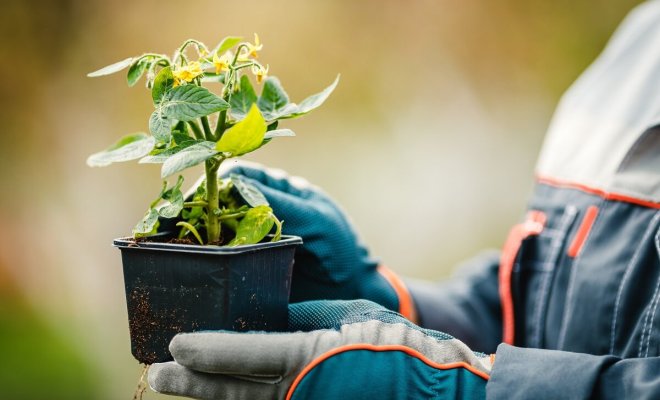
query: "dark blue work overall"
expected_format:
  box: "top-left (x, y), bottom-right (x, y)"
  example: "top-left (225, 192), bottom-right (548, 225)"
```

top-left (410, 2), bottom-right (660, 397)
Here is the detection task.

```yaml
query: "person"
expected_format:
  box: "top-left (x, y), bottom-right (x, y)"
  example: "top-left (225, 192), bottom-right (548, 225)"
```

top-left (148, 1), bottom-right (660, 398)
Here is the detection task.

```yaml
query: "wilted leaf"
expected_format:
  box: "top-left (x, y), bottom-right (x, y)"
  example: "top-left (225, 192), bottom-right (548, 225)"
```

top-left (87, 133), bottom-right (155, 167)
top-left (216, 104), bottom-right (266, 156)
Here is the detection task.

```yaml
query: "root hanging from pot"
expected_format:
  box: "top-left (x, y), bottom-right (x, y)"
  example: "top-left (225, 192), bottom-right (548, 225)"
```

top-left (133, 364), bottom-right (150, 400)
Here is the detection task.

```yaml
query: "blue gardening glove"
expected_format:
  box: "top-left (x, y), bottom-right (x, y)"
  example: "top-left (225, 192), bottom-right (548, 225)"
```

top-left (148, 300), bottom-right (492, 400)
top-left (220, 162), bottom-right (415, 319)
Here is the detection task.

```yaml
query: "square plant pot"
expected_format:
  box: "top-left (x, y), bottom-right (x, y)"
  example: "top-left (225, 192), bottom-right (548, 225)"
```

top-left (113, 234), bottom-right (302, 364)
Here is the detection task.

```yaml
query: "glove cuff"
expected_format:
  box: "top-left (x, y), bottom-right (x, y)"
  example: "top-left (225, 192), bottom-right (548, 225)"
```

top-left (376, 265), bottom-right (417, 322)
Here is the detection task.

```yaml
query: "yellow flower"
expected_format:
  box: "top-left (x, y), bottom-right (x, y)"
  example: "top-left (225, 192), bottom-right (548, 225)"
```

top-left (240, 33), bottom-right (263, 60)
top-left (213, 51), bottom-right (233, 74)
top-left (173, 61), bottom-right (203, 85)
top-left (251, 64), bottom-right (269, 84)
top-left (250, 33), bottom-right (263, 56)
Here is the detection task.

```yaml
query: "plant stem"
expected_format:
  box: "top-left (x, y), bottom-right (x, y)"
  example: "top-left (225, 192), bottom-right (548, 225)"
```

top-left (205, 158), bottom-right (223, 243)
top-left (176, 221), bottom-right (204, 245)
top-left (183, 201), bottom-right (207, 208)
top-left (187, 121), bottom-right (205, 140)
top-left (201, 116), bottom-right (213, 140)
top-left (214, 110), bottom-right (227, 140)
top-left (218, 211), bottom-right (248, 221)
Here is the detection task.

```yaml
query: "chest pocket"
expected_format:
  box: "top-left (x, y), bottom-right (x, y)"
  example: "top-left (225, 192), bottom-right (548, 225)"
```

top-left (509, 206), bottom-right (578, 349)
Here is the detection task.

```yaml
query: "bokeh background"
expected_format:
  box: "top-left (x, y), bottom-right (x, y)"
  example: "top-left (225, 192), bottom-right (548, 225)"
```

top-left (0, 0), bottom-right (644, 398)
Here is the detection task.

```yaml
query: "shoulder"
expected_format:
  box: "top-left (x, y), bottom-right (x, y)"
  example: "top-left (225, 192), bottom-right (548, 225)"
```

top-left (536, 1), bottom-right (660, 204)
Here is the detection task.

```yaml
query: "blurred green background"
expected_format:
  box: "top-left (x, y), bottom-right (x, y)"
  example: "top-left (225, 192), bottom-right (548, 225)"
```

top-left (0, 0), bottom-right (644, 398)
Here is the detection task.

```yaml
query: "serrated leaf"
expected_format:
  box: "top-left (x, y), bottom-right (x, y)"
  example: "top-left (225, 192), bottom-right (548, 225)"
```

top-left (231, 174), bottom-right (269, 207)
top-left (160, 85), bottom-right (229, 121)
top-left (87, 133), bottom-right (155, 167)
top-left (159, 175), bottom-right (185, 218)
top-left (293, 74), bottom-right (339, 116)
top-left (215, 36), bottom-right (243, 55)
top-left (229, 75), bottom-right (258, 120)
top-left (264, 128), bottom-right (295, 139)
top-left (216, 104), bottom-right (266, 156)
top-left (127, 58), bottom-right (151, 87)
top-left (133, 208), bottom-right (160, 235)
top-left (139, 139), bottom-right (205, 164)
top-left (88, 57), bottom-right (134, 77)
top-left (229, 205), bottom-right (275, 246)
top-left (161, 142), bottom-right (219, 178)
top-left (149, 110), bottom-right (174, 144)
top-left (152, 66), bottom-right (175, 104)
top-left (172, 131), bottom-right (194, 145)
top-left (260, 104), bottom-right (298, 122)
top-left (257, 77), bottom-right (289, 114)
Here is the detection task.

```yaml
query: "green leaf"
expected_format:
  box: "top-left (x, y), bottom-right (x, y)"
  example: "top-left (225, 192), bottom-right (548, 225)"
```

top-left (160, 85), bottom-right (229, 121)
top-left (216, 104), bottom-right (267, 156)
top-left (133, 208), bottom-right (160, 235)
top-left (182, 183), bottom-right (207, 221)
top-left (127, 58), bottom-right (151, 87)
top-left (159, 175), bottom-right (185, 218)
top-left (139, 139), bottom-right (205, 164)
top-left (229, 75), bottom-right (258, 120)
top-left (201, 72), bottom-right (226, 84)
top-left (229, 205), bottom-right (275, 246)
top-left (87, 133), bottom-right (155, 167)
top-left (172, 129), bottom-right (192, 144)
top-left (161, 142), bottom-right (218, 178)
top-left (293, 74), bottom-right (340, 116)
top-left (149, 110), bottom-right (174, 144)
top-left (152, 66), bottom-right (175, 104)
top-left (215, 36), bottom-right (242, 55)
top-left (264, 128), bottom-right (295, 139)
top-left (257, 77), bottom-right (290, 114)
top-left (231, 174), bottom-right (269, 207)
top-left (87, 57), bottom-right (134, 77)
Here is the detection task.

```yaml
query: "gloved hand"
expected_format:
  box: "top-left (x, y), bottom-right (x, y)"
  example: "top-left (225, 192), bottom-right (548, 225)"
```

top-left (220, 162), bottom-right (415, 320)
top-left (148, 300), bottom-right (492, 400)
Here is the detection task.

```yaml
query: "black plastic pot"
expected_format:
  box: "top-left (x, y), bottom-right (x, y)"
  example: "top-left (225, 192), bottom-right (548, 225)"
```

top-left (113, 235), bottom-right (302, 364)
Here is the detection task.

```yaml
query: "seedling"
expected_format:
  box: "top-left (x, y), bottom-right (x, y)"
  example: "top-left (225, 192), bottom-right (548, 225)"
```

top-left (87, 35), bottom-right (338, 245)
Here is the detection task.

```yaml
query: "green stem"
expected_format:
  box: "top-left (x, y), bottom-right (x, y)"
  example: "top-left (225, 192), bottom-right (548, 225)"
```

top-left (271, 215), bottom-right (282, 242)
top-left (176, 221), bottom-right (204, 245)
top-left (187, 121), bottom-right (205, 140)
top-left (217, 211), bottom-right (248, 221)
top-left (201, 116), bottom-right (213, 141)
top-left (205, 158), bottom-right (223, 243)
top-left (183, 201), bottom-right (207, 208)
top-left (214, 110), bottom-right (227, 140)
